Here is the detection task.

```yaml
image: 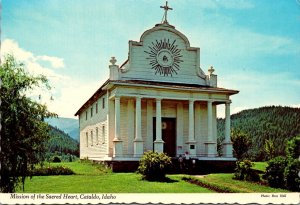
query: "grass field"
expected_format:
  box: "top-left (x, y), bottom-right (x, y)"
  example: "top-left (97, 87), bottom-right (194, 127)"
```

top-left (252, 162), bottom-right (268, 172)
top-left (17, 161), bottom-right (213, 193)
top-left (17, 161), bottom-right (287, 193)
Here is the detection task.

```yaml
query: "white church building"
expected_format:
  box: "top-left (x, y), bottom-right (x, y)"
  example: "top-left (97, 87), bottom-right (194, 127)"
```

top-left (75, 2), bottom-right (239, 172)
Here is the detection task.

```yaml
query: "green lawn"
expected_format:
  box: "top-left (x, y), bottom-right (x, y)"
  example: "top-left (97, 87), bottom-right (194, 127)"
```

top-left (17, 161), bottom-right (287, 193)
top-left (189, 173), bottom-right (289, 193)
top-left (252, 162), bottom-right (268, 172)
top-left (17, 161), bottom-right (213, 193)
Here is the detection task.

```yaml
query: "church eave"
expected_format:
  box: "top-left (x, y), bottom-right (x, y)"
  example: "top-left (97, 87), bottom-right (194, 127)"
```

top-left (74, 79), bottom-right (109, 116)
top-left (109, 80), bottom-right (239, 95)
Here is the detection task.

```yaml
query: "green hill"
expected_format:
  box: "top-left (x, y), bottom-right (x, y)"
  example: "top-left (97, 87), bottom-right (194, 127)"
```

top-left (217, 106), bottom-right (300, 161)
top-left (44, 125), bottom-right (79, 161)
top-left (45, 117), bottom-right (79, 141)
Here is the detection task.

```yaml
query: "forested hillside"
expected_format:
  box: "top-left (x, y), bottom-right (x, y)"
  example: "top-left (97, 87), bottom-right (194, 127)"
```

top-left (44, 125), bottom-right (79, 161)
top-left (217, 106), bottom-right (300, 161)
top-left (45, 117), bottom-right (79, 141)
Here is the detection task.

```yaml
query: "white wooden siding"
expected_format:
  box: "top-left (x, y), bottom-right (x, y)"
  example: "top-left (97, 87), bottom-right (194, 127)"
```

top-left (79, 94), bottom-right (109, 159)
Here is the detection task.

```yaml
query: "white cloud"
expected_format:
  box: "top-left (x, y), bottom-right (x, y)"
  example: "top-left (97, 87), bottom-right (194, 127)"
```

top-left (217, 105), bottom-right (249, 118)
top-left (1, 38), bottom-right (104, 118)
top-left (232, 106), bottom-right (249, 114)
top-left (47, 80), bottom-right (101, 118)
top-left (37, 55), bottom-right (65, 69)
top-left (1, 39), bottom-right (34, 62)
top-left (1, 39), bottom-right (65, 72)
top-left (291, 104), bottom-right (300, 108)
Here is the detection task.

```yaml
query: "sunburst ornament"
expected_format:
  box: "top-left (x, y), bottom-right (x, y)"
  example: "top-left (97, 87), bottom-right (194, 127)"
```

top-left (144, 39), bottom-right (183, 76)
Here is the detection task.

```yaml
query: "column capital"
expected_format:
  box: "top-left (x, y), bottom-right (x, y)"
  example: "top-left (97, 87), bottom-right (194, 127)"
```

top-left (156, 97), bottom-right (163, 102)
top-left (189, 99), bottom-right (195, 103)
top-left (135, 96), bottom-right (142, 100)
top-left (225, 100), bottom-right (232, 105)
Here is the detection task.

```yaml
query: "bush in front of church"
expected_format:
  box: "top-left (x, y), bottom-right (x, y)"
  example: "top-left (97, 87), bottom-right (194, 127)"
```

top-left (263, 156), bottom-right (287, 189)
top-left (233, 159), bottom-right (260, 182)
top-left (137, 151), bottom-right (172, 181)
top-left (284, 159), bottom-right (300, 191)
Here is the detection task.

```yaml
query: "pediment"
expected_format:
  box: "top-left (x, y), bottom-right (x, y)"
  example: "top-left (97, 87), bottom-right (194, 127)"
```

top-left (120, 23), bottom-right (208, 85)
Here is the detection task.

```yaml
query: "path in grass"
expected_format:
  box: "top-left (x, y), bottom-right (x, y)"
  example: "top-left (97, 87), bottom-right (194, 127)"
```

top-left (18, 161), bottom-right (214, 193)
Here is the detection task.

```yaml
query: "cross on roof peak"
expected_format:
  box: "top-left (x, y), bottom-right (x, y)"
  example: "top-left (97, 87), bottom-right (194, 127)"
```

top-left (160, 1), bottom-right (173, 24)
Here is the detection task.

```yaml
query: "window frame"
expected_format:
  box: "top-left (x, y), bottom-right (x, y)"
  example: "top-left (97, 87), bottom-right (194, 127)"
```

top-left (102, 97), bottom-right (105, 109)
top-left (102, 125), bottom-right (105, 144)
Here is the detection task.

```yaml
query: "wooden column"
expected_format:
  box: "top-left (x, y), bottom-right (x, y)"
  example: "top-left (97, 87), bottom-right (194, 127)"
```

top-left (134, 97), bottom-right (143, 157)
top-left (188, 100), bottom-right (195, 142)
top-left (187, 100), bottom-right (197, 156)
top-left (176, 102), bottom-right (184, 156)
top-left (146, 100), bottom-right (153, 151)
top-left (127, 99), bottom-right (134, 155)
top-left (154, 98), bottom-right (164, 153)
top-left (113, 97), bottom-right (123, 157)
top-left (135, 97), bottom-right (142, 140)
top-left (225, 102), bottom-right (231, 142)
top-left (207, 100), bottom-right (213, 141)
top-left (205, 100), bottom-right (216, 157)
top-left (223, 101), bottom-right (233, 157)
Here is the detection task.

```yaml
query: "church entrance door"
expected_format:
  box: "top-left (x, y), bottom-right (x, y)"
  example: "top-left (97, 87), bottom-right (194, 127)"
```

top-left (153, 118), bottom-right (176, 157)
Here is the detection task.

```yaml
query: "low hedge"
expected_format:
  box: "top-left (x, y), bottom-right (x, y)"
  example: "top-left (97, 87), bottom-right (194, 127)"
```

top-left (31, 166), bottom-right (75, 176)
top-left (182, 176), bottom-right (240, 193)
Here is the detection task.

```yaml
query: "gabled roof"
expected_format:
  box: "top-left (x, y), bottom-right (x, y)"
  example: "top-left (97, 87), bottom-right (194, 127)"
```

top-left (74, 79), bottom-right (239, 116)
top-left (74, 79), bottom-right (109, 116)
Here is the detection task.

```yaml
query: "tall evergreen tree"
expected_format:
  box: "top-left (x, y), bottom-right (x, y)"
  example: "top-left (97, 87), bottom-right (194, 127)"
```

top-left (0, 55), bottom-right (56, 192)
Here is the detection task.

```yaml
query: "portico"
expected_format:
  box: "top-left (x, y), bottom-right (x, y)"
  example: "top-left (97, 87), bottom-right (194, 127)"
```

top-left (108, 81), bottom-right (236, 159)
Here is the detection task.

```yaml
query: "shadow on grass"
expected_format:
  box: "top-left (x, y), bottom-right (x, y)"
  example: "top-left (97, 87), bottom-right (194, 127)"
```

top-left (142, 177), bottom-right (179, 183)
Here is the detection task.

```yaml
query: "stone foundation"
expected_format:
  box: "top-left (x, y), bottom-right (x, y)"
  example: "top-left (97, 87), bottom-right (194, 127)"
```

top-left (95, 158), bottom-right (236, 174)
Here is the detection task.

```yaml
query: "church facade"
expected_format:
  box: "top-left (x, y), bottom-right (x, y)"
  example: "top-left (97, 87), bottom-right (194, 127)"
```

top-left (75, 4), bottom-right (239, 172)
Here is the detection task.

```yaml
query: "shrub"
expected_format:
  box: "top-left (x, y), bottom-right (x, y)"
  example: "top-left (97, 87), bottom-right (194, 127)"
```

top-left (52, 156), bottom-right (61, 163)
top-left (233, 159), bottom-right (260, 182)
top-left (31, 166), bottom-right (74, 176)
top-left (263, 156), bottom-right (287, 188)
top-left (285, 136), bottom-right (300, 160)
top-left (264, 139), bottom-right (275, 160)
top-left (231, 130), bottom-right (252, 160)
top-left (284, 159), bottom-right (300, 191)
top-left (137, 151), bottom-right (172, 181)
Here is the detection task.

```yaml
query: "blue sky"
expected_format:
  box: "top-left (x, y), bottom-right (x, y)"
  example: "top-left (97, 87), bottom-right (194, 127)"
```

top-left (2, 0), bottom-right (300, 118)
